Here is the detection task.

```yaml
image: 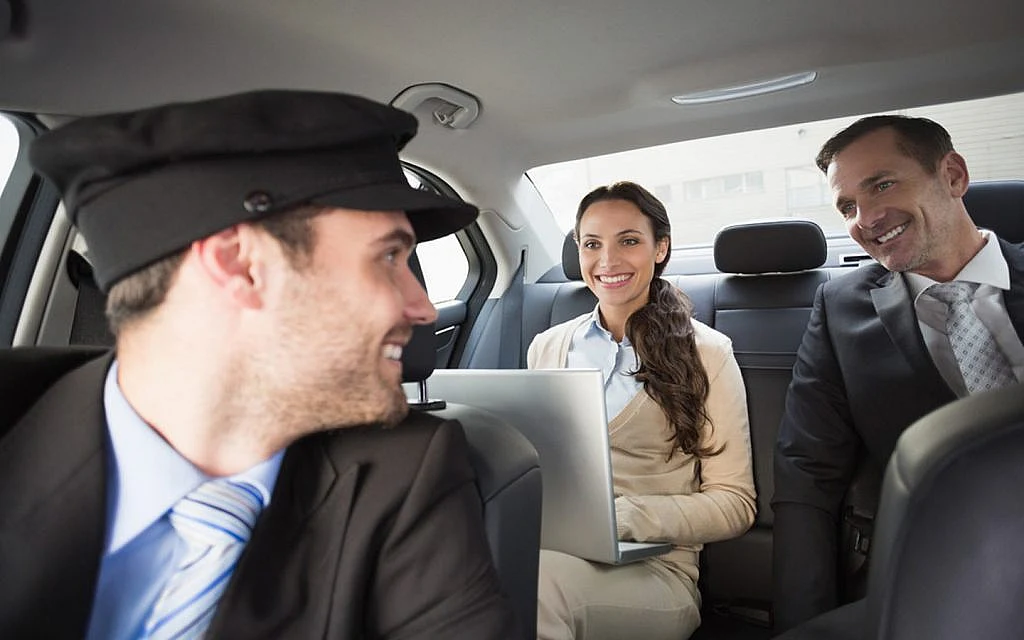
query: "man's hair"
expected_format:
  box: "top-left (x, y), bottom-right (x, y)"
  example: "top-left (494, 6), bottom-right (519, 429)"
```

top-left (815, 115), bottom-right (955, 174)
top-left (105, 204), bottom-right (325, 336)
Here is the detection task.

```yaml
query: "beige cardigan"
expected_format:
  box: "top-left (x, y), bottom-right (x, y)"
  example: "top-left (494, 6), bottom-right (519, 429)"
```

top-left (527, 313), bottom-right (757, 582)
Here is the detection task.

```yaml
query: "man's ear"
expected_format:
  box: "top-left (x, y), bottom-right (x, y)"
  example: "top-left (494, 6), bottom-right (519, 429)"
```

top-left (942, 151), bottom-right (970, 198)
top-left (189, 225), bottom-right (265, 309)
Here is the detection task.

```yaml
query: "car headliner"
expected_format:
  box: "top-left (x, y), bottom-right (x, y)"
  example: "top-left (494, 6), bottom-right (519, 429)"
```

top-left (1, 0), bottom-right (1022, 272)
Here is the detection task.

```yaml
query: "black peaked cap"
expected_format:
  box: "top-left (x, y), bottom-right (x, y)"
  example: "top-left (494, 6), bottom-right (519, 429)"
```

top-left (29, 90), bottom-right (479, 291)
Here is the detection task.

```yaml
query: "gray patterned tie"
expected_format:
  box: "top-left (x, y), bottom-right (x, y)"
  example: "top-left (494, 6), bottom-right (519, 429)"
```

top-left (928, 281), bottom-right (1017, 394)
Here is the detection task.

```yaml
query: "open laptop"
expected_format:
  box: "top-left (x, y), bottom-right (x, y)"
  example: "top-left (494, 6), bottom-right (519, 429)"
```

top-left (408, 368), bottom-right (672, 565)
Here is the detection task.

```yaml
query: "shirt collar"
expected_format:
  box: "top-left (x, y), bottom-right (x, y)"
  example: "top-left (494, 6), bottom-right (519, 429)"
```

top-left (584, 304), bottom-right (632, 347)
top-left (103, 360), bottom-right (284, 553)
top-left (906, 229), bottom-right (1010, 301)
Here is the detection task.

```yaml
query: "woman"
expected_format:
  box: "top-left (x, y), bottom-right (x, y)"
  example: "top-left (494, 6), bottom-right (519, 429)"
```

top-left (528, 181), bottom-right (756, 640)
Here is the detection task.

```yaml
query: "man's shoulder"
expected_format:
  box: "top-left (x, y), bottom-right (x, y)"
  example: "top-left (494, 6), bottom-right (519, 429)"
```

top-left (819, 262), bottom-right (891, 301)
top-left (314, 411), bottom-right (469, 471)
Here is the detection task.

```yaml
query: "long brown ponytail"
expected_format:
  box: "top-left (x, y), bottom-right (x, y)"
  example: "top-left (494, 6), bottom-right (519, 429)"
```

top-left (576, 182), bottom-right (720, 459)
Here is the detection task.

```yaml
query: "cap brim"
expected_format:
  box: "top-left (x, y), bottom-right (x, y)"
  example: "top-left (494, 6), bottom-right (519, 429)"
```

top-left (311, 182), bottom-right (478, 242)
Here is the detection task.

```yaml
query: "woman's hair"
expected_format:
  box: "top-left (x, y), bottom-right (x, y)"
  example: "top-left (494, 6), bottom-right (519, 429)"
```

top-left (576, 181), bottom-right (720, 459)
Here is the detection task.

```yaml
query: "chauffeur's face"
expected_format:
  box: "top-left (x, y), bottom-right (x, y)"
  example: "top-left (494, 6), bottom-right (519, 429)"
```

top-left (263, 208), bottom-right (437, 432)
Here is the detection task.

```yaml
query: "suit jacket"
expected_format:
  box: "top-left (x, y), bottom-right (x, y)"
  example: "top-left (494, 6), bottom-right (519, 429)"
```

top-left (0, 350), bottom-right (517, 639)
top-left (771, 239), bottom-right (1024, 632)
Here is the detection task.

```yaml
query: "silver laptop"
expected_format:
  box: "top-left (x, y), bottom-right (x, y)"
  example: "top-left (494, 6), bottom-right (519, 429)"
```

top-left (408, 368), bottom-right (672, 565)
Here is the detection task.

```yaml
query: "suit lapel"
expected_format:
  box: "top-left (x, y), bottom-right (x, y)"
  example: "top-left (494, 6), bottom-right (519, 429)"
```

top-left (0, 354), bottom-right (111, 637)
top-left (210, 434), bottom-right (361, 638)
top-left (870, 271), bottom-right (951, 394)
top-left (1000, 240), bottom-right (1024, 338)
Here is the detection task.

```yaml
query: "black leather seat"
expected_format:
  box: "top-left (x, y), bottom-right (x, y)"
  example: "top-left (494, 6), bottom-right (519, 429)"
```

top-left (402, 322), bottom-right (543, 640)
top-left (778, 383), bottom-right (1024, 640)
top-left (864, 382), bottom-right (1024, 640)
top-left (698, 220), bottom-right (828, 630)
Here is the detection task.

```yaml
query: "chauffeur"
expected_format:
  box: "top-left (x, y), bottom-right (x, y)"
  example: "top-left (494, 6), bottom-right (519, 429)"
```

top-left (0, 90), bottom-right (517, 638)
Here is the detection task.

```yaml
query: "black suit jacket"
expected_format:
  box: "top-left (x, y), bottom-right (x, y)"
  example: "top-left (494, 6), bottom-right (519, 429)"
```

top-left (771, 239), bottom-right (1024, 632)
top-left (0, 350), bottom-right (517, 638)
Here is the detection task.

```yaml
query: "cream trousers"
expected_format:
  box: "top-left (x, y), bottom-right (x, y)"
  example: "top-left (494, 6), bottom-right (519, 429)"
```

top-left (536, 549), bottom-right (701, 640)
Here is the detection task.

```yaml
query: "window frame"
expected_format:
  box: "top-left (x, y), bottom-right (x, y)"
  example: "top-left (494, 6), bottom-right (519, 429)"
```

top-left (0, 113), bottom-right (62, 346)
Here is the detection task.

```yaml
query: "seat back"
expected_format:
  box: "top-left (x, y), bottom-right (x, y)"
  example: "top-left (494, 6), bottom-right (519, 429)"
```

top-left (866, 382), bottom-right (1024, 640)
top-left (403, 314), bottom-right (542, 640)
top-left (963, 179), bottom-right (1024, 243)
top-left (700, 220), bottom-right (828, 620)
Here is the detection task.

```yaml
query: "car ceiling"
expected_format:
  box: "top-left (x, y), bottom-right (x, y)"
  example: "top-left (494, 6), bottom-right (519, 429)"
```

top-left (2, 0), bottom-right (1023, 257)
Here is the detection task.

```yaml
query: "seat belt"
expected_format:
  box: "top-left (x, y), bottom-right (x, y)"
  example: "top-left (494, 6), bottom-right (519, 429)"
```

top-left (498, 249), bottom-right (526, 369)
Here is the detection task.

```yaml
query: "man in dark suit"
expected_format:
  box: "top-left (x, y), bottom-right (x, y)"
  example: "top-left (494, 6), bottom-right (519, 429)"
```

top-left (772, 115), bottom-right (1024, 635)
top-left (0, 91), bottom-right (517, 638)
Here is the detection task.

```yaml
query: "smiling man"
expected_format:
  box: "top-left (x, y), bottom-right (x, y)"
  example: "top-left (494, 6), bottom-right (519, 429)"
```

top-left (771, 115), bottom-right (1024, 634)
top-left (0, 91), bottom-right (516, 638)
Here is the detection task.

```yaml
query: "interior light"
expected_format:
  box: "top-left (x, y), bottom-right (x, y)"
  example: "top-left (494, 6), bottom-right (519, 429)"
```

top-left (671, 71), bottom-right (817, 105)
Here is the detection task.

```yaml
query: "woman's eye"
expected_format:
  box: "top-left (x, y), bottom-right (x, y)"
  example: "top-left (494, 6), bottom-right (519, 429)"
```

top-left (582, 241), bottom-right (599, 250)
top-left (877, 180), bottom-right (894, 192)
top-left (622, 237), bottom-right (639, 246)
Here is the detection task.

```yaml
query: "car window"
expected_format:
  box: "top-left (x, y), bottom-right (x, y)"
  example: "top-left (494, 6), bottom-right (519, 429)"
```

top-left (529, 90), bottom-right (1024, 247)
top-left (0, 115), bottom-right (16, 193)
top-left (404, 169), bottom-right (471, 303)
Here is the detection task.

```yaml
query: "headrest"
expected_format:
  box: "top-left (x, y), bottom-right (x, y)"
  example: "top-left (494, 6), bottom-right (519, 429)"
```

top-left (714, 220), bottom-right (826, 274)
top-left (401, 322), bottom-right (438, 383)
top-left (561, 231), bottom-right (582, 281)
top-left (964, 180), bottom-right (1024, 244)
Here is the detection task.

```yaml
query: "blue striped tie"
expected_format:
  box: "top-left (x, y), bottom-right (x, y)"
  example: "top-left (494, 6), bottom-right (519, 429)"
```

top-left (143, 479), bottom-right (265, 639)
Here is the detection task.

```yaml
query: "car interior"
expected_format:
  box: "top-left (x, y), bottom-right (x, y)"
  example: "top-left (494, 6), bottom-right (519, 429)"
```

top-left (2, 1), bottom-right (1023, 638)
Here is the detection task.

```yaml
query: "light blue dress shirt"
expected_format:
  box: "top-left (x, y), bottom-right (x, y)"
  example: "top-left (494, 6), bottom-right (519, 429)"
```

top-left (566, 305), bottom-right (644, 420)
top-left (906, 230), bottom-right (1024, 396)
top-left (86, 361), bottom-right (284, 640)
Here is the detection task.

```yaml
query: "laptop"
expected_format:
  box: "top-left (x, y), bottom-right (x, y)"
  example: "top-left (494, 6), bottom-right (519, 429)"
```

top-left (408, 368), bottom-right (672, 565)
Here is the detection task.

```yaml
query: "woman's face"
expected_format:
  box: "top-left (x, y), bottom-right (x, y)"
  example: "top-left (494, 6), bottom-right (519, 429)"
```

top-left (576, 198), bottom-right (669, 318)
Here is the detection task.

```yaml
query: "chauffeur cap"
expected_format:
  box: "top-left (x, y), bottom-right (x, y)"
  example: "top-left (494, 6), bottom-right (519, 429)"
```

top-left (28, 90), bottom-right (479, 292)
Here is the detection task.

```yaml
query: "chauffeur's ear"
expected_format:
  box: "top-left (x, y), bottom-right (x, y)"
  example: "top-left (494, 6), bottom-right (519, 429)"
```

top-left (190, 225), bottom-right (265, 309)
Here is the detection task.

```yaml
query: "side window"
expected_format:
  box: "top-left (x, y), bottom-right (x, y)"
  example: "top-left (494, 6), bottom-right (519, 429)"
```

top-left (0, 114), bottom-right (20, 247)
top-left (0, 117), bottom-right (16, 180)
top-left (403, 168), bottom-right (472, 303)
top-left (416, 234), bottom-right (470, 302)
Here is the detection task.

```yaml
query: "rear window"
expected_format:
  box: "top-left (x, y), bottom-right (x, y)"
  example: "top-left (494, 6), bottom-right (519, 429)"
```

top-left (529, 91), bottom-right (1024, 247)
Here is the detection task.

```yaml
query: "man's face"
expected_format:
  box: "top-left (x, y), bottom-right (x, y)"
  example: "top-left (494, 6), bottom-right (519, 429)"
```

top-left (258, 208), bottom-right (436, 433)
top-left (827, 127), bottom-right (968, 279)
